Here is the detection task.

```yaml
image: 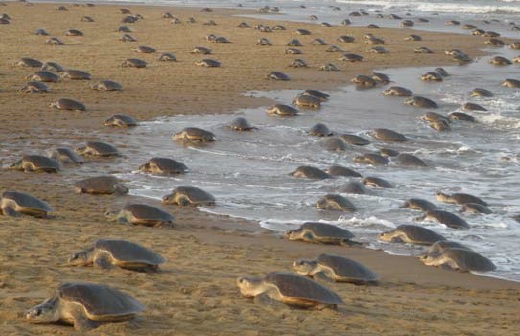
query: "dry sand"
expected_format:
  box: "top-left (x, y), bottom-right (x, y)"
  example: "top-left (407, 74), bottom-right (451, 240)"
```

top-left (1, 2), bottom-right (519, 335)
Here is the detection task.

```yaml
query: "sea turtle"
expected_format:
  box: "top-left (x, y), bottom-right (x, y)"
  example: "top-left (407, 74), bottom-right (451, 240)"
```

top-left (294, 28), bottom-right (312, 35)
top-left (120, 34), bottom-right (137, 42)
top-left (339, 53), bottom-right (363, 62)
top-left (378, 148), bottom-right (399, 157)
top-left (48, 147), bottom-right (84, 164)
top-left (420, 248), bottom-right (496, 272)
top-left (369, 128), bottom-right (408, 142)
top-left (105, 204), bottom-right (174, 227)
top-left (362, 176), bottom-right (392, 188)
top-left (459, 203), bottom-right (492, 214)
top-left (138, 157), bottom-right (188, 175)
top-left (339, 181), bottom-right (367, 194)
top-left (227, 117), bottom-right (256, 131)
top-left (379, 225), bottom-right (446, 245)
top-left (256, 37), bottom-right (271, 46)
top-left (351, 75), bottom-right (377, 88)
top-left (415, 209), bottom-right (470, 230)
top-left (337, 35), bottom-right (355, 43)
top-left (368, 46), bottom-right (388, 54)
top-left (470, 88), bottom-right (493, 97)
top-left (461, 102), bottom-right (487, 112)
top-left (284, 222), bottom-right (360, 246)
top-left (121, 58), bottom-right (147, 68)
top-left (489, 56), bottom-right (511, 66)
top-left (60, 70), bottom-right (91, 80)
top-left (319, 63), bottom-right (340, 71)
top-left (266, 71), bottom-right (290, 80)
top-left (324, 165), bottom-right (362, 178)
top-left (65, 29), bottom-right (83, 36)
top-left (0, 191), bottom-right (53, 218)
top-left (49, 98), bottom-right (86, 111)
top-left (382, 86), bottom-right (412, 97)
top-left (68, 238), bottom-right (166, 271)
top-left (15, 57), bottom-right (43, 68)
top-left (287, 38), bottom-right (303, 46)
top-left (404, 34), bottom-right (422, 41)
top-left (20, 81), bottom-right (49, 93)
top-left (45, 37), bottom-right (64, 45)
top-left (40, 62), bottom-right (64, 73)
top-left (435, 192), bottom-right (487, 206)
top-left (117, 26), bottom-right (132, 32)
top-left (308, 123), bottom-right (333, 137)
top-left (395, 153), bottom-right (428, 167)
top-left (74, 176), bottom-right (128, 195)
top-left (266, 104), bottom-right (298, 116)
top-left (293, 254), bottom-right (378, 284)
top-left (400, 19), bottom-right (414, 27)
top-left (404, 96), bottom-right (438, 108)
top-left (34, 28), bottom-right (50, 36)
top-left (195, 59), bottom-right (221, 67)
top-left (28, 71), bottom-right (59, 83)
top-left (426, 119), bottom-right (450, 132)
top-left (172, 127), bottom-right (215, 142)
top-left (448, 112), bottom-right (476, 122)
top-left (301, 90), bottom-right (330, 101)
top-left (104, 114), bottom-right (137, 127)
top-left (421, 71), bottom-right (443, 82)
top-left (501, 78), bottom-right (520, 88)
top-left (162, 186), bottom-right (215, 207)
top-left (485, 38), bottom-right (505, 47)
top-left (81, 16), bottom-right (95, 22)
top-left (9, 155), bottom-right (60, 173)
top-left (311, 38), bottom-right (327, 45)
top-left (320, 137), bottom-right (347, 151)
top-left (400, 198), bottom-right (437, 212)
top-left (325, 45), bottom-right (343, 52)
top-left (190, 46), bottom-right (212, 54)
top-left (316, 194), bottom-right (356, 211)
top-left (290, 166), bottom-right (331, 179)
top-left (25, 282), bottom-right (144, 331)
top-left (237, 272), bottom-right (343, 309)
top-left (353, 153), bottom-right (389, 165)
top-left (414, 46), bottom-right (433, 54)
top-left (91, 80), bottom-right (122, 91)
top-left (212, 36), bottom-right (231, 44)
top-left (158, 52), bottom-right (176, 61)
top-left (420, 112), bottom-right (451, 124)
top-left (75, 141), bottom-right (120, 157)
top-left (293, 94), bottom-right (321, 108)
top-left (132, 45), bottom-right (156, 53)
top-left (339, 134), bottom-right (370, 145)
top-left (371, 72), bottom-right (391, 84)
top-left (435, 68), bottom-right (450, 77)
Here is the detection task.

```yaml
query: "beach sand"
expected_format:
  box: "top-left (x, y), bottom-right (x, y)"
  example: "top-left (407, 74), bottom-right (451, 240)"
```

top-left (1, 2), bottom-right (519, 335)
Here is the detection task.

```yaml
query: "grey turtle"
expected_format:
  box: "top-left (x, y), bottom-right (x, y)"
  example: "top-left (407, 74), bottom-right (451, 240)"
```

top-left (382, 86), bottom-right (412, 97)
top-left (120, 34), bottom-right (137, 42)
top-left (121, 58), bottom-right (147, 68)
top-left (435, 68), bottom-right (450, 77)
top-left (91, 80), bottom-right (122, 91)
top-left (266, 71), bottom-right (290, 80)
top-left (132, 45), bottom-right (156, 53)
top-left (138, 157), bottom-right (188, 175)
top-left (105, 204), bottom-right (174, 227)
top-left (424, 241), bottom-right (473, 256)
top-left (325, 165), bottom-right (362, 178)
top-left (351, 75), bottom-right (377, 88)
top-left (435, 192), bottom-right (487, 206)
top-left (369, 128), bottom-right (407, 142)
top-left (400, 19), bottom-right (414, 27)
top-left (294, 28), bottom-right (312, 35)
top-left (470, 88), bottom-right (493, 97)
top-left (368, 46), bottom-right (388, 54)
top-left (489, 56), bottom-right (511, 66)
top-left (395, 153), bottom-right (427, 167)
top-left (362, 176), bottom-right (392, 188)
top-left (15, 57), bottom-right (43, 68)
top-left (75, 141), bottom-right (120, 157)
top-left (28, 71), bottom-right (59, 83)
top-left (212, 36), bottom-right (231, 44)
top-left (290, 166), bottom-right (331, 179)
top-left (461, 102), bottom-right (487, 112)
top-left (40, 61), bottom-right (65, 72)
top-left (289, 58), bottom-right (307, 68)
top-left (484, 38), bottom-right (505, 47)
top-left (74, 176), bottom-right (128, 195)
top-left (319, 63), bottom-right (340, 72)
top-left (421, 248), bottom-right (496, 272)
top-left (9, 155), bottom-right (60, 173)
top-left (415, 209), bottom-right (470, 230)
top-left (162, 186), bottom-right (216, 206)
top-left (339, 181), bottom-right (367, 194)
top-left (378, 148), bottom-right (399, 157)
top-left (190, 46), bottom-right (212, 54)
top-left (81, 16), bottom-right (95, 22)
top-left (448, 112), bottom-right (476, 122)
top-left (309, 123), bottom-right (333, 137)
top-left (20, 81), bottom-right (49, 93)
top-left (339, 53), bottom-right (364, 62)
top-left (34, 28), bottom-right (50, 36)
top-left (311, 38), bottom-right (327, 45)
top-left (228, 117), bottom-right (256, 131)
top-left (1, 191), bottom-right (53, 218)
top-left (172, 127), bottom-right (215, 142)
top-left (325, 45), bottom-right (343, 52)
top-left (293, 254), bottom-right (378, 284)
top-left (339, 134), bottom-right (370, 145)
top-left (25, 282), bottom-right (144, 331)
top-left (320, 137), bottom-right (347, 151)
top-left (49, 147), bottom-right (84, 164)
top-left (371, 72), bottom-right (391, 84)
top-left (501, 78), bottom-right (520, 88)
top-left (237, 272), bottom-right (343, 309)
top-left (301, 90), bottom-right (330, 101)
top-left (459, 203), bottom-right (492, 214)
top-left (266, 104), bottom-right (298, 116)
top-left (400, 198), bottom-right (437, 212)
top-left (195, 59), bottom-right (221, 67)
top-left (68, 238), bottom-right (166, 271)
top-left (158, 52), bottom-right (176, 61)
top-left (65, 29), bottom-right (83, 36)
top-left (404, 34), bottom-right (422, 41)
top-left (287, 38), bottom-right (303, 46)
top-left (117, 26), bottom-right (132, 33)
top-left (60, 70), bottom-right (91, 80)
top-left (421, 71), bottom-right (443, 82)
top-left (50, 98), bottom-right (86, 111)
top-left (256, 37), bottom-right (271, 46)
top-left (45, 37), bottom-right (64, 45)
top-left (284, 222), bottom-right (360, 246)
top-left (379, 225), bottom-right (446, 245)
top-left (426, 119), bottom-right (450, 132)
top-left (104, 114), bottom-right (137, 127)
top-left (414, 46), bottom-right (433, 54)
top-left (337, 35), bottom-right (355, 43)
top-left (420, 111), bottom-right (450, 124)
top-left (404, 96), bottom-right (438, 108)
top-left (316, 194), bottom-right (356, 211)
top-left (353, 153), bottom-right (389, 165)
top-left (293, 94), bottom-right (321, 108)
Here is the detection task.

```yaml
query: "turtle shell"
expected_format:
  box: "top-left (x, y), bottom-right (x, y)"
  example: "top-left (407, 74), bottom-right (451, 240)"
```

top-left (266, 104), bottom-right (298, 116)
top-left (50, 147), bottom-right (85, 164)
top-left (10, 155), bottom-right (60, 172)
top-left (339, 134), bottom-right (370, 145)
top-left (228, 117), bottom-right (255, 131)
top-left (316, 194), bottom-right (356, 211)
top-left (75, 176), bottom-right (128, 195)
top-left (404, 96), bottom-right (438, 108)
top-left (426, 249), bottom-right (496, 272)
top-left (94, 239), bottom-right (165, 266)
top-left (308, 123), bottom-right (332, 137)
top-left (421, 210), bottom-right (470, 230)
top-left (162, 186), bottom-right (216, 206)
top-left (173, 127), bottom-right (215, 142)
top-left (325, 164), bottom-right (362, 177)
top-left (139, 157), bottom-right (188, 174)
top-left (78, 141), bottom-right (119, 156)
top-left (300, 222), bottom-right (355, 240)
top-left (400, 198), bottom-right (437, 211)
top-left (290, 166), bottom-right (331, 179)
top-left (370, 128), bottom-right (407, 142)
top-left (122, 204), bottom-right (174, 224)
top-left (104, 114), bottom-right (137, 127)
top-left (380, 225), bottom-right (446, 245)
top-left (316, 254), bottom-right (378, 282)
top-left (1, 191), bottom-right (53, 216)
top-left (395, 153), bottom-right (427, 167)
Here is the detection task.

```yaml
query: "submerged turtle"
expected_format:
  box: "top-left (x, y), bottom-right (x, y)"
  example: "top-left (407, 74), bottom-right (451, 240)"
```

top-left (339, 181), bottom-right (367, 194)
top-left (353, 153), bottom-right (389, 165)
top-left (404, 96), bottom-right (438, 109)
top-left (316, 194), bottom-right (356, 211)
top-left (470, 88), bottom-right (493, 97)
top-left (461, 102), bottom-right (487, 112)
top-left (325, 164), bottom-right (362, 178)
top-left (339, 134), bottom-right (370, 145)
top-left (25, 282), bottom-right (144, 331)
top-left (139, 157), bottom-right (188, 175)
top-left (284, 222), bottom-right (360, 246)
top-left (50, 98), bottom-right (86, 111)
top-left (91, 80), bottom-right (122, 91)
top-left (237, 272), bottom-right (343, 309)
top-left (379, 225), bottom-right (446, 245)
top-left (74, 176), bottom-right (128, 195)
top-left (9, 155), bottom-right (60, 173)
top-left (459, 203), bottom-right (492, 214)
top-left (293, 254), bottom-right (378, 284)
top-left (415, 209), bottom-right (470, 230)
top-left (362, 176), bottom-right (392, 188)
top-left (105, 204), bottom-right (174, 227)
top-left (395, 153), bottom-right (428, 167)
top-left (369, 128), bottom-right (407, 142)
top-left (49, 147), bottom-right (85, 164)
top-left (0, 191), bottom-right (53, 218)
top-left (75, 141), bottom-right (120, 157)
top-left (290, 166), bottom-right (331, 179)
top-left (104, 114), bottom-right (137, 127)
top-left (400, 198), bottom-right (437, 212)
top-left (320, 137), bottom-right (347, 151)
top-left (227, 117), bottom-right (257, 131)
top-left (162, 186), bottom-right (216, 206)
top-left (435, 192), bottom-right (487, 206)
top-left (420, 248), bottom-right (496, 272)
top-left (266, 104), bottom-right (299, 116)
top-left (172, 127), bottom-right (215, 142)
top-left (68, 238), bottom-right (166, 271)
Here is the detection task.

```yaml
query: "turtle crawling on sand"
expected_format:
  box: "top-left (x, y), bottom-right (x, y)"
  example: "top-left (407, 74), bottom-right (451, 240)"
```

top-left (105, 203), bottom-right (174, 227)
top-left (68, 238), bottom-right (166, 272)
top-left (0, 191), bottom-right (53, 218)
top-left (162, 186), bottom-right (216, 206)
top-left (420, 248), bottom-right (496, 272)
top-left (379, 225), bottom-right (446, 245)
top-left (50, 98), bottom-right (86, 111)
top-left (74, 176), bottom-right (128, 195)
top-left (284, 222), bottom-right (361, 247)
top-left (25, 282), bottom-right (144, 331)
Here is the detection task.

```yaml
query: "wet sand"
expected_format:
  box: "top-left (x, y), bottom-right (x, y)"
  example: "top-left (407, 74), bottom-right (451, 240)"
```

top-left (1, 2), bottom-right (519, 335)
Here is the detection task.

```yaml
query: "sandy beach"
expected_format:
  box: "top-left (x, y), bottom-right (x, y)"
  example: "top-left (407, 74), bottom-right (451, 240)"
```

top-left (1, 2), bottom-right (519, 335)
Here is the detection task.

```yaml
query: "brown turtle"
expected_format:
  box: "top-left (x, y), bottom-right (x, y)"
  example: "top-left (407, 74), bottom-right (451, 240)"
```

top-left (172, 127), bottom-right (215, 142)
top-left (9, 155), bottom-right (60, 173)
top-left (379, 225), bottom-right (446, 245)
top-left (105, 204), bottom-right (174, 227)
top-left (75, 141), bottom-right (120, 157)
top-left (290, 166), bottom-right (331, 179)
top-left (60, 70), bottom-right (91, 80)
top-left (74, 176), bottom-right (128, 195)
top-left (104, 114), bottom-right (137, 127)
top-left (415, 209), bottom-right (470, 230)
top-left (309, 123), bottom-right (333, 137)
top-left (266, 104), bottom-right (298, 116)
top-left (382, 86), bottom-right (412, 97)
top-left (49, 98), bottom-right (86, 111)
top-left (1, 191), bottom-right (53, 218)
top-left (362, 176), bottom-right (392, 188)
top-left (138, 157), bottom-right (188, 175)
top-left (316, 194), bottom-right (356, 211)
top-left (435, 192), bottom-right (487, 206)
top-left (91, 80), bottom-right (122, 91)
top-left (162, 186), bottom-right (216, 206)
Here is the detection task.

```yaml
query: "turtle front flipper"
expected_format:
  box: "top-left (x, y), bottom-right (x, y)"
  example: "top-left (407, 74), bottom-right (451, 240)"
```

top-left (302, 231), bottom-right (316, 243)
top-left (2, 206), bottom-right (20, 217)
top-left (94, 254), bottom-right (115, 270)
top-left (313, 271), bottom-right (334, 283)
top-left (70, 309), bottom-right (101, 331)
top-left (177, 196), bottom-right (191, 206)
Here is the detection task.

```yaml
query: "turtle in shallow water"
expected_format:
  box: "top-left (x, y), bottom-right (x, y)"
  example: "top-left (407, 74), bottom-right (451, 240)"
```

top-left (104, 114), bottom-right (137, 127)
top-left (266, 104), bottom-right (298, 116)
top-left (324, 165), bottom-right (362, 178)
top-left (339, 134), bottom-right (370, 145)
top-left (74, 176), bottom-right (128, 195)
top-left (293, 254), bottom-right (378, 284)
top-left (227, 117), bottom-right (257, 131)
top-left (470, 88), bottom-right (493, 97)
top-left (172, 127), bottom-right (215, 142)
top-left (293, 94), bottom-right (321, 108)
top-left (105, 204), bottom-right (174, 227)
top-left (284, 222), bottom-right (360, 246)
top-left (138, 157), bottom-right (188, 175)
top-left (382, 86), bottom-right (412, 97)
top-left (237, 272), bottom-right (343, 309)
top-left (91, 80), bottom-right (122, 91)
top-left (320, 137), bottom-right (347, 151)
top-left (353, 153), bottom-right (389, 165)
top-left (25, 282), bottom-right (144, 331)
top-left (75, 141), bottom-right (120, 157)
top-left (395, 153), bottom-right (428, 167)
top-left (404, 95), bottom-right (438, 108)
top-left (362, 176), bottom-right (392, 188)
top-left (68, 238), bottom-right (166, 272)
top-left (415, 209), bottom-right (470, 230)
top-left (308, 123), bottom-right (333, 137)
top-left (0, 191), bottom-right (53, 218)
top-left (339, 181), bottom-right (367, 194)
top-left (501, 78), bottom-right (520, 88)
top-left (400, 198), bottom-right (437, 212)
top-left (162, 186), bottom-right (216, 206)
top-left (488, 56), bottom-right (511, 66)
top-left (9, 155), bottom-right (60, 173)
top-left (369, 128), bottom-right (407, 142)
top-left (49, 147), bottom-right (85, 164)
top-left (448, 112), bottom-right (476, 122)
top-left (423, 240), bottom-right (473, 257)
top-left (420, 248), bottom-right (496, 272)
top-left (379, 225), bottom-right (446, 245)
top-left (49, 98), bottom-right (85, 111)
top-left (351, 74), bottom-right (377, 88)
top-left (435, 192), bottom-right (487, 206)
top-left (459, 203), bottom-right (492, 214)
top-left (316, 194), bottom-right (356, 211)
top-left (290, 166), bottom-right (331, 179)
top-left (461, 102), bottom-right (487, 112)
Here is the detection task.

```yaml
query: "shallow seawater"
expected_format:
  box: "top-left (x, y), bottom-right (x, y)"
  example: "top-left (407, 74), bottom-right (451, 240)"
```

top-left (105, 47), bottom-right (520, 282)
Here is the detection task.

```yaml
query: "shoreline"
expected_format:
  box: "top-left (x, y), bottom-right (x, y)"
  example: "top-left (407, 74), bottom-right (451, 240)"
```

top-left (1, 2), bottom-right (520, 335)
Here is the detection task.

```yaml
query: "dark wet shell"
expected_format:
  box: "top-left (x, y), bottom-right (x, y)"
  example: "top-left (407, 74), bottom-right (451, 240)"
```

top-left (339, 181), bottom-right (366, 194)
top-left (362, 176), bottom-right (392, 188)
top-left (301, 89), bottom-right (330, 100)
top-left (421, 112), bottom-right (450, 123)
top-left (437, 192), bottom-right (487, 206)
top-left (423, 210), bottom-right (470, 230)
top-left (489, 56), bottom-right (511, 65)
top-left (104, 114), bottom-right (137, 127)
top-left (299, 222), bottom-right (355, 240)
top-left (228, 117), bottom-right (255, 131)
top-left (317, 254), bottom-right (378, 281)
top-left (354, 153), bottom-right (389, 165)
top-left (92, 80), bottom-right (123, 91)
top-left (139, 157), bottom-right (188, 174)
top-left (52, 98), bottom-right (86, 111)
top-left (287, 38), bottom-right (303, 46)
top-left (401, 198), bottom-right (437, 211)
top-left (1, 191), bottom-right (53, 213)
top-left (316, 194), bottom-right (356, 211)
top-left (372, 72), bottom-right (390, 83)
top-left (502, 78), bottom-right (520, 88)
top-left (65, 29), bottom-right (83, 36)
top-left (325, 165), bottom-right (362, 178)
top-left (11, 155), bottom-right (60, 172)
top-left (470, 88), bottom-right (493, 97)
top-left (380, 225), bottom-right (446, 245)
top-left (395, 153), bottom-right (427, 167)
top-left (264, 272), bottom-right (343, 305)
top-left (370, 128), bottom-right (407, 142)
top-left (163, 186), bottom-right (216, 205)
top-left (404, 96), bottom-right (438, 108)
top-left (122, 204), bottom-right (174, 222)
top-left (56, 282), bottom-right (144, 318)
top-left (294, 28), bottom-right (312, 35)
top-left (351, 74), bottom-right (376, 87)
top-left (291, 166), bottom-right (331, 179)
top-left (308, 123), bottom-right (332, 137)
top-left (75, 176), bottom-right (128, 194)
top-left (122, 58), bottom-right (147, 68)
top-left (339, 134), bottom-right (370, 145)
top-left (461, 102), bottom-right (487, 112)
top-left (50, 147), bottom-right (85, 163)
top-left (437, 249), bottom-right (496, 272)
top-left (94, 239), bottom-right (165, 265)
top-left (383, 86), bottom-right (412, 96)
top-left (266, 104), bottom-right (298, 116)
top-left (173, 127), bottom-right (215, 141)
top-left (79, 141), bottom-right (119, 155)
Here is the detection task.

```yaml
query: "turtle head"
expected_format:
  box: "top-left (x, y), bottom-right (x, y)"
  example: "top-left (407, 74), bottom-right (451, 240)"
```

top-left (25, 298), bottom-right (59, 323)
top-left (67, 250), bottom-right (92, 266)
top-left (292, 259), bottom-right (317, 276)
top-left (161, 193), bottom-right (175, 205)
top-left (104, 210), bottom-right (119, 221)
top-left (434, 191), bottom-right (448, 202)
top-left (8, 160), bottom-right (23, 170)
top-left (236, 276), bottom-right (264, 297)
